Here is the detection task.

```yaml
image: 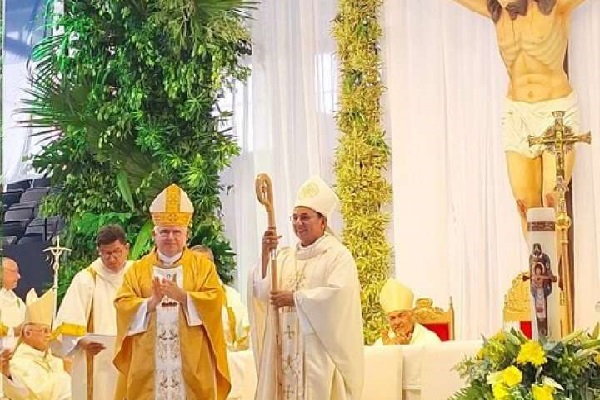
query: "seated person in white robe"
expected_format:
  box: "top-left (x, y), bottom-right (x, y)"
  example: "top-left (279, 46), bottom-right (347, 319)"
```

top-left (53, 224), bottom-right (132, 400)
top-left (2, 289), bottom-right (71, 400)
top-left (0, 258), bottom-right (26, 346)
top-left (250, 176), bottom-right (364, 400)
top-left (375, 278), bottom-right (441, 346)
top-left (190, 245), bottom-right (250, 351)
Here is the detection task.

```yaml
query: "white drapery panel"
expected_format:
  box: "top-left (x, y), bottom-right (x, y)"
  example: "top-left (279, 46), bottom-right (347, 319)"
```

top-left (219, 0), bottom-right (340, 301)
top-left (382, 0), bottom-right (529, 339)
top-left (570, 2), bottom-right (600, 331)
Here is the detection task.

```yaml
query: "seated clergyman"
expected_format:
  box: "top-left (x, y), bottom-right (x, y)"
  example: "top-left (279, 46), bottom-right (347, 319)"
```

top-left (2, 289), bottom-right (71, 400)
top-left (376, 278), bottom-right (441, 346)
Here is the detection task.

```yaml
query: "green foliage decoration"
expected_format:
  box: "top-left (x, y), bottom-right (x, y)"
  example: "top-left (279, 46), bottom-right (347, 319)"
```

top-left (21, 0), bottom-right (253, 301)
top-left (332, 0), bottom-right (392, 344)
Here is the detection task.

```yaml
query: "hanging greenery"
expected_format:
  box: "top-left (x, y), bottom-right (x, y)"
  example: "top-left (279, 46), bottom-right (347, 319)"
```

top-left (21, 0), bottom-right (253, 300)
top-left (332, 0), bottom-right (392, 343)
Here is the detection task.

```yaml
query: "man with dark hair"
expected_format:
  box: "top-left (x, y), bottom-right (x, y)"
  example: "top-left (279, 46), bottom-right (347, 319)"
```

top-left (53, 224), bottom-right (131, 400)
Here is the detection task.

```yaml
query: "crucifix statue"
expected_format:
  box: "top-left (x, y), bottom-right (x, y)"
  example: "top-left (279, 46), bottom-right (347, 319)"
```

top-left (528, 111), bottom-right (592, 334)
top-left (43, 236), bottom-right (71, 321)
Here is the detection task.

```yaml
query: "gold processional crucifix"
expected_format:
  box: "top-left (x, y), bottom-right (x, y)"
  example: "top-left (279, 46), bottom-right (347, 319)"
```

top-left (528, 111), bottom-right (591, 335)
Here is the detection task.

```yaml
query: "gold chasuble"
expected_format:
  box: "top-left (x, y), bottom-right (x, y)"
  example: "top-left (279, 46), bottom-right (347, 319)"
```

top-left (113, 249), bottom-right (230, 400)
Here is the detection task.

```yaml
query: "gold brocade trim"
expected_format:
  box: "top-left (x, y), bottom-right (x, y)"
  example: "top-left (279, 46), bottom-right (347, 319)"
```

top-left (152, 212), bottom-right (192, 227)
top-left (54, 322), bottom-right (87, 337)
top-left (166, 184), bottom-right (181, 213)
top-left (0, 323), bottom-right (8, 337)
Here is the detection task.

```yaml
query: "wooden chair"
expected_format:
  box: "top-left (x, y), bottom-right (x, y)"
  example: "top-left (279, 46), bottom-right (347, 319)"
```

top-left (503, 272), bottom-right (532, 338)
top-left (413, 298), bottom-right (455, 341)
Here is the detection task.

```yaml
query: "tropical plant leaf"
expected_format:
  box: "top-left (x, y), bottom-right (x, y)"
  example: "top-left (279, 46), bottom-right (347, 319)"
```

top-left (116, 170), bottom-right (136, 211)
top-left (131, 219), bottom-right (155, 260)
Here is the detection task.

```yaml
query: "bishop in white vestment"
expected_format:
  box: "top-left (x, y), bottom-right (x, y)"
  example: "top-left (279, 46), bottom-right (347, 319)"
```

top-left (54, 225), bottom-right (132, 400)
top-left (2, 289), bottom-right (71, 400)
top-left (250, 176), bottom-right (364, 400)
top-left (375, 279), bottom-right (441, 346)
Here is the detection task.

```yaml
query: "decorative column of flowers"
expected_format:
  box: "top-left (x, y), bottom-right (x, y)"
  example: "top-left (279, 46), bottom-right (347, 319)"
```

top-left (332, 0), bottom-right (392, 343)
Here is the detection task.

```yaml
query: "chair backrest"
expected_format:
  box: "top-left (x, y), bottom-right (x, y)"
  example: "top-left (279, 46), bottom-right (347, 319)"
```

top-left (503, 272), bottom-right (532, 338)
top-left (413, 298), bottom-right (455, 341)
top-left (1, 221), bottom-right (28, 239)
top-left (31, 178), bottom-right (51, 188)
top-left (20, 188), bottom-right (50, 203)
top-left (4, 208), bottom-right (34, 223)
top-left (7, 180), bottom-right (32, 192)
top-left (1, 191), bottom-right (23, 208)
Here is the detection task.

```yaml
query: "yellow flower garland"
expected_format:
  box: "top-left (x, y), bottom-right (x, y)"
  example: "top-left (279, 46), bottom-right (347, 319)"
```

top-left (332, 0), bottom-right (392, 343)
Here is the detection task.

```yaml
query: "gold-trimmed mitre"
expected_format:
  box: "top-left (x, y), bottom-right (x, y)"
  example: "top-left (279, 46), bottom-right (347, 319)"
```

top-left (294, 176), bottom-right (339, 221)
top-left (24, 289), bottom-right (54, 326)
top-left (379, 278), bottom-right (414, 315)
top-left (150, 184), bottom-right (194, 227)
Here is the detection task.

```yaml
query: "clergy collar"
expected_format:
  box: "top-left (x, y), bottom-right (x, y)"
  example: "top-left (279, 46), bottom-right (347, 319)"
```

top-left (295, 233), bottom-right (335, 260)
top-left (157, 251), bottom-right (183, 266)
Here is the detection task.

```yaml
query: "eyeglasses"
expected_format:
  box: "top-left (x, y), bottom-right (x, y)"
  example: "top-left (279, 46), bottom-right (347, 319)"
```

top-left (99, 247), bottom-right (124, 258)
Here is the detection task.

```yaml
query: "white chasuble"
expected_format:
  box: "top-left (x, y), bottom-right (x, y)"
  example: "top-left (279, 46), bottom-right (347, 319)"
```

top-left (250, 234), bottom-right (364, 400)
top-left (7, 343), bottom-right (71, 400)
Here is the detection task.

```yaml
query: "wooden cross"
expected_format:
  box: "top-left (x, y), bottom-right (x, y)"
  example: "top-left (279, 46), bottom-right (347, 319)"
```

top-left (527, 110), bottom-right (592, 334)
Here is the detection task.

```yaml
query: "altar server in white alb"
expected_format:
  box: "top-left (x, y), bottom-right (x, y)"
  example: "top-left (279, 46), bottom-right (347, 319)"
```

top-left (53, 225), bottom-right (132, 400)
top-left (250, 176), bottom-right (364, 400)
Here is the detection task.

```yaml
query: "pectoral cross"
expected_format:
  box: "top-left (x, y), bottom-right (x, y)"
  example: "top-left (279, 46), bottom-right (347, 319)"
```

top-left (528, 110), bottom-right (592, 334)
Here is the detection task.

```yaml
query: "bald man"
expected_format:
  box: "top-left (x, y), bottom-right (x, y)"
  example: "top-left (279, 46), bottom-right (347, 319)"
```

top-left (0, 258), bottom-right (25, 335)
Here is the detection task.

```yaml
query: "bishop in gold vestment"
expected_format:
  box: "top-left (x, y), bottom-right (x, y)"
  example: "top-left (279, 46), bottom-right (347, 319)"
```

top-left (113, 184), bottom-right (230, 400)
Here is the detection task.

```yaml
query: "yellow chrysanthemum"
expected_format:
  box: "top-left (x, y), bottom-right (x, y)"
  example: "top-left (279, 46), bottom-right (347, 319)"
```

top-left (532, 384), bottom-right (555, 400)
top-left (517, 341), bottom-right (547, 366)
top-left (594, 352), bottom-right (600, 365)
top-left (492, 383), bottom-right (509, 399)
top-left (491, 331), bottom-right (507, 342)
top-left (501, 366), bottom-right (523, 387)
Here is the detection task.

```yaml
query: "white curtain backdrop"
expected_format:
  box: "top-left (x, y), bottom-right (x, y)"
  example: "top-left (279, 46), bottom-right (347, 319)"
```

top-left (381, 0), bottom-right (529, 339)
top-left (219, 0), bottom-right (340, 301)
top-left (570, 2), bottom-right (600, 331)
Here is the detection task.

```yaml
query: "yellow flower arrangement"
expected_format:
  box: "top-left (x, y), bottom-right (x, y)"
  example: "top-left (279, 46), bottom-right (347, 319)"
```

top-left (452, 328), bottom-right (600, 399)
top-left (517, 341), bottom-right (547, 367)
top-left (531, 384), bottom-right (554, 400)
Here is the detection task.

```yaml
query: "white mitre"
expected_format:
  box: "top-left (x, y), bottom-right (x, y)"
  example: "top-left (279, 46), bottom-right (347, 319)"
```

top-left (24, 289), bottom-right (54, 326)
top-left (294, 176), bottom-right (339, 223)
top-left (150, 184), bottom-right (194, 227)
top-left (379, 278), bottom-right (414, 315)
